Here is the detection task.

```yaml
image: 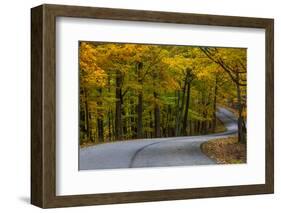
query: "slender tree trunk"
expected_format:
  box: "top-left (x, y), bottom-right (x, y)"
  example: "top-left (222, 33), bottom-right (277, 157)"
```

top-left (136, 62), bottom-right (143, 139)
top-left (97, 119), bottom-right (103, 142)
top-left (189, 120), bottom-right (193, 135)
top-left (97, 88), bottom-right (104, 142)
top-left (112, 111), bottom-right (115, 138)
top-left (175, 90), bottom-right (181, 136)
top-left (83, 88), bottom-right (92, 141)
top-left (212, 74), bottom-right (218, 132)
top-left (202, 112), bottom-right (207, 134)
top-left (130, 99), bottom-right (137, 138)
top-left (177, 75), bottom-right (188, 135)
top-left (108, 111), bottom-right (112, 141)
top-left (154, 92), bottom-right (161, 138)
top-left (202, 91), bottom-right (209, 135)
top-left (79, 89), bottom-right (86, 137)
top-left (196, 120), bottom-right (200, 134)
top-left (137, 92), bottom-right (143, 138)
top-left (236, 77), bottom-right (246, 144)
top-left (149, 111), bottom-right (153, 138)
top-left (182, 82), bottom-right (191, 135)
top-left (107, 76), bottom-right (112, 141)
top-left (121, 93), bottom-right (128, 139)
top-left (85, 98), bottom-right (89, 139)
top-left (79, 103), bottom-right (86, 142)
top-left (166, 105), bottom-right (171, 137)
top-left (115, 70), bottom-right (122, 140)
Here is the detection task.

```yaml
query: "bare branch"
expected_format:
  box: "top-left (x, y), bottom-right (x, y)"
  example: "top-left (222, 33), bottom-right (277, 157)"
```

top-left (200, 47), bottom-right (247, 87)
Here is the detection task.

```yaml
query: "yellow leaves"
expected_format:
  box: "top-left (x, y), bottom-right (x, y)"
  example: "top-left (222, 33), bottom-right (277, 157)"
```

top-left (242, 110), bottom-right (247, 118)
top-left (163, 55), bottom-right (192, 71)
top-left (105, 44), bottom-right (136, 62)
top-left (81, 68), bottom-right (107, 87)
top-left (80, 42), bottom-right (107, 88)
top-left (204, 47), bottom-right (247, 74)
top-left (79, 42), bottom-right (246, 106)
top-left (160, 72), bottom-right (181, 91)
top-left (80, 42), bottom-right (97, 67)
top-left (168, 78), bottom-right (181, 91)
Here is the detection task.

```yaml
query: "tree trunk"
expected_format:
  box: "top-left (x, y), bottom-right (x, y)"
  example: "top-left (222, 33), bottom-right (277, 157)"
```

top-left (97, 119), bottom-right (103, 142)
top-left (212, 74), bottom-right (218, 132)
top-left (167, 105), bottom-right (172, 137)
top-left (115, 70), bottom-right (122, 140)
top-left (97, 88), bottom-right (104, 142)
top-left (236, 80), bottom-right (246, 143)
top-left (137, 92), bottom-right (143, 138)
top-left (149, 111), bottom-right (153, 138)
top-left (107, 76), bottom-right (112, 141)
top-left (202, 112), bottom-right (207, 134)
top-left (154, 92), bottom-right (161, 138)
top-left (136, 62), bottom-right (143, 139)
top-left (175, 90), bottom-right (181, 136)
top-left (177, 74), bottom-right (189, 135)
top-left (83, 88), bottom-right (92, 141)
top-left (182, 82), bottom-right (191, 135)
top-left (189, 120), bottom-right (193, 135)
top-left (129, 98), bottom-right (137, 138)
top-left (121, 94), bottom-right (128, 139)
top-left (108, 111), bottom-right (112, 141)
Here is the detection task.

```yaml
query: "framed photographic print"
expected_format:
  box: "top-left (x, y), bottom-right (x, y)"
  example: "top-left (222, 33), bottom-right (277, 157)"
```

top-left (31, 4), bottom-right (274, 208)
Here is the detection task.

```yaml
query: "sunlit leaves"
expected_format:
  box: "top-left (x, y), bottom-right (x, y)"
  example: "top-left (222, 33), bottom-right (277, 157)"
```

top-left (79, 42), bottom-right (247, 143)
top-left (79, 42), bottom-right (107, 88)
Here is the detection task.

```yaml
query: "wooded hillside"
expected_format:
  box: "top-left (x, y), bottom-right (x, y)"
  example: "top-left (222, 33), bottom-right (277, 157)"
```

top-left (79, 42), bottom-right (247, 144)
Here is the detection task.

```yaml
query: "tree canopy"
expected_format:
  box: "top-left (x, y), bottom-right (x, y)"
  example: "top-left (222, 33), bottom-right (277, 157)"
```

top-left (79, 42), bottom-right (247, 144)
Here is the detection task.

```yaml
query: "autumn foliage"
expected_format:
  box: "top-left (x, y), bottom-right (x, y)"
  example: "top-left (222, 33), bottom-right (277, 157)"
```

top-left (79, 42), bottom-right (247, 144)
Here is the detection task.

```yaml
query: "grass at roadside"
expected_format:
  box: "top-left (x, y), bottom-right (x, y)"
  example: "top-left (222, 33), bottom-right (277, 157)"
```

top-left (201, 136), bottom-right (246, 164)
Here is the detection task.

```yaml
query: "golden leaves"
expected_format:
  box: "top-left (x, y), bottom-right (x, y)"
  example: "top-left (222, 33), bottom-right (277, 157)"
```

top-left (80, 42), bottom-right (107, 88)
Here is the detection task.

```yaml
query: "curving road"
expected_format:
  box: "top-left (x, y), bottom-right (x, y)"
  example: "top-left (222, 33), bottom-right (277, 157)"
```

top-left (79, 107), bottom-right (238, 170)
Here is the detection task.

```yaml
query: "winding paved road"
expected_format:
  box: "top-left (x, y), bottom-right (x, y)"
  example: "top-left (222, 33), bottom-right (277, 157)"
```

top-left (79, 107), bottom-right (238, 170)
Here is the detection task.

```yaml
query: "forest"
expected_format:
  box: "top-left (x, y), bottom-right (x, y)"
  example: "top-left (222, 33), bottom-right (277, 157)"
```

top-left (79, 42), bottom-right (247, 145)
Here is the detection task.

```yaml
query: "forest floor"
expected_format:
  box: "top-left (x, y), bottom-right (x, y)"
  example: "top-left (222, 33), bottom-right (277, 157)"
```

top-left (201, 136), bottom-right (246, 164)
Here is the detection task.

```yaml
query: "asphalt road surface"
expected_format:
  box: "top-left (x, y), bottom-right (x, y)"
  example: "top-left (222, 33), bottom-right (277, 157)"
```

top-left (79, 107), bottom-right (238, 170)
